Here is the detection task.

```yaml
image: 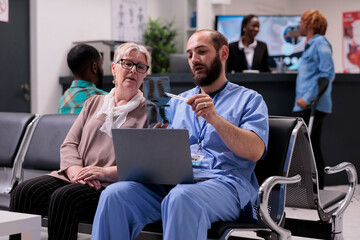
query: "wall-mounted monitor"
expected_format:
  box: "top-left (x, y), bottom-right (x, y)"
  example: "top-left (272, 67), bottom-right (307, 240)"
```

top-left (215, 15), bottom-right (306, 70)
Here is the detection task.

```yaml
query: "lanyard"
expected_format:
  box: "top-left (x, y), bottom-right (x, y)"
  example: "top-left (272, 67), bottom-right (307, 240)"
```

top-left (193, 80), bottom-right (228, 151)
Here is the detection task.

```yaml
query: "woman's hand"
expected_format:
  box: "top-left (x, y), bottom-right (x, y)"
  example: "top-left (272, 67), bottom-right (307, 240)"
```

top-left (65, 166), bottom-right (84, 183)
top-left (153, 122), bottom-right (169, 128)
top-left (74, 166), bottom-right (118, 188)
top-left (296, 97), bottom-right (308, 109)
top-left (73, 166), bottom-right (109, 190)
top-left (82, 179), bottom-right (101, 190)
top-left (76, 166), bottom-right (106, 181)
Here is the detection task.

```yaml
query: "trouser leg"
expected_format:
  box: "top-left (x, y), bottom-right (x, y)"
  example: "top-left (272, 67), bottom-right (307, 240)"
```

top-left (9, 175), bottom-right (68, 240)
top-left (292, 110), bottom-right (327, 189)
top-left (91, 181), bottom-right (169, 240)
top-left (162, 179), bottom-right (240, 240)
top-left (311, 111), bottom-right (326, 189)
top-left (48, 183), bottom-right (103, 240)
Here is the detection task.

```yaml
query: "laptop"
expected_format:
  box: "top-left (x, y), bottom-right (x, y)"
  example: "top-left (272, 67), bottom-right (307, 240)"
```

top-left (112, 128), bottom-right (194, 185)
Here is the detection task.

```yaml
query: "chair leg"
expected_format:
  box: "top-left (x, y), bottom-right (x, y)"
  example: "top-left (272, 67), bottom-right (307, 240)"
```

top-left (331, 232), bottom-right (344, 240)
top-left (331, 214), bottom-right (343, 234)
top-left (329, 213), bottom-right (345, 240)
top-left (256, 230), bottom-right (278, 240)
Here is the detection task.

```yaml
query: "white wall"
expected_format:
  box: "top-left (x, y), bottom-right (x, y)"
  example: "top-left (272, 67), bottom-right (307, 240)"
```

top-left (217, 0), bottom-right (291, 16)
top-left (30, 0), bottom-right (360, 114)
top-left (146, 0), bottom-right (185, 52)
top-left (30, 0), bottom-right (112, 114)
top-left (30, 0), bottom-right (184, 114)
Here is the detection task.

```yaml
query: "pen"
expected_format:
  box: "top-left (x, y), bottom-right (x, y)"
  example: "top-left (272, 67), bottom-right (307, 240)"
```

top-left (165, 92), bottom-right (188, 102)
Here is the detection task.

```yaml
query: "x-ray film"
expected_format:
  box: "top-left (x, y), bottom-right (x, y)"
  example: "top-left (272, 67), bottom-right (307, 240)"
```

top-left (143, 76), bottom-right (172, 128)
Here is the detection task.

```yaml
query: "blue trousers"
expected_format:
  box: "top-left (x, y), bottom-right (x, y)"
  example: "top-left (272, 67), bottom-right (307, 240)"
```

top-left (91, 179), bottom-right (241, 240)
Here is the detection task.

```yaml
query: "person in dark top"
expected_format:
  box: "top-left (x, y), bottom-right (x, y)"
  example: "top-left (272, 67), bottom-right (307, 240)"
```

top-left (227, 14), bottom-right (270, 73)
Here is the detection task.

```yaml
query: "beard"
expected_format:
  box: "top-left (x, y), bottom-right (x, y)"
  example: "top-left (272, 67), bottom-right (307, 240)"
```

top-left (96, 68), bottom-right (104, 89)
top-left (192, 53), bottom-right (222, 87)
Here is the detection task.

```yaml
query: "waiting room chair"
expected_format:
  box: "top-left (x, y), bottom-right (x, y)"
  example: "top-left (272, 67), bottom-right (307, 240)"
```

top-left (285, 118), bottom-right (357, 239)
top-left (0, 112), bottom-right (38, 210)
top-left (135, 116), bottom-right (302, 240)
top-left (3, 113), bottom-right (95, 234)
top-left (3, 113), bottom-right (95, 235)
top-left (9, 114), bottom-right (80, 229)
top-left (16, 114), bottom-right (78, 182)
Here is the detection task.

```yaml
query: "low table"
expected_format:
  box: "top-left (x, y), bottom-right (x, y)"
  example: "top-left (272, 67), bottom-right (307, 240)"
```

top-left (0, 210), bottom-right (41, 240)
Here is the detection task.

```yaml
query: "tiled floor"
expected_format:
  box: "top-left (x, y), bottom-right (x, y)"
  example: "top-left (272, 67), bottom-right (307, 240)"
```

top-left (285, 184), bottom-right (360, 240)
top-left (1, 185), bottom-right (359, 240)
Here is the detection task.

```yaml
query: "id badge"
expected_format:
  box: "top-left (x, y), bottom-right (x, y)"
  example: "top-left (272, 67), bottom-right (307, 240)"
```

top-left (191, 152), bottom-right (204, 166)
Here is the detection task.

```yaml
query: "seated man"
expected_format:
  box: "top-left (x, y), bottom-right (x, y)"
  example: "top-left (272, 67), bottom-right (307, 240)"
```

top-left (91, 29), bottom-right (269, 240)
top-left (58, 44), bottom-right (107, 114)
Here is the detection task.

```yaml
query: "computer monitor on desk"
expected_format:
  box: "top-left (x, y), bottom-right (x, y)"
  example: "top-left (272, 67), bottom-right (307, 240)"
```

top-left (215, 15), bottom-right (306, 70)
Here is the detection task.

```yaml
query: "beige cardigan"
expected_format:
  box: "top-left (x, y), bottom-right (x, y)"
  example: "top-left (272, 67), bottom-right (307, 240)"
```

top-left (48, 94), bottom-right (147, 187)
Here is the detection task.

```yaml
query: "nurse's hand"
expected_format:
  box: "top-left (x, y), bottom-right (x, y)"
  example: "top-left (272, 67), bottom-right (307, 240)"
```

top-left (187, 94), bottom-right (218, 125)
top-left (296, 97), bottom-right (308, 109)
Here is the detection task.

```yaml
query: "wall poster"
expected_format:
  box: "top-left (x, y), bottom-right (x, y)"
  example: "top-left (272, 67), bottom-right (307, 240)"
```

top-left (0, 0), bottom-right (9, 22)
top-left (111, 0), bottom-right (147, 44)
top-left (343, 11), bottom-right (360, 73)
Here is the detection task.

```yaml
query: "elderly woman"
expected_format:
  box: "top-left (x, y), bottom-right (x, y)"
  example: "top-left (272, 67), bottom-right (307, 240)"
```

top-left (9, 42), bottom-right (151, 240)
top-left (227, 14), bottom-right (270, 73)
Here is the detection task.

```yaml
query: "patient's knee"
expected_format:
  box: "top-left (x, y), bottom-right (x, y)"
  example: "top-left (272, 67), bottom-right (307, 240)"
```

top-left (162, 185), bottom-right (197, 210)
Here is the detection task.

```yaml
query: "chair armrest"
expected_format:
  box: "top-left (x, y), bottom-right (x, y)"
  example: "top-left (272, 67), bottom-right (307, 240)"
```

top-left (258, 174), bottom-right (301, 240)
top-left (7, 114), bottom-right (41, 194)
top-left (324, 162), bottom-right (357, 217)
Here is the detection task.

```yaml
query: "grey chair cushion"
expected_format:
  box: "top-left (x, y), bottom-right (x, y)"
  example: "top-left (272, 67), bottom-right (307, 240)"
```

top-left (0, 112), bottom-right (35, 167)
top-left (23, 114), bottom-right (78, 171)
top-left (319, 189), bottom-right (346, 209)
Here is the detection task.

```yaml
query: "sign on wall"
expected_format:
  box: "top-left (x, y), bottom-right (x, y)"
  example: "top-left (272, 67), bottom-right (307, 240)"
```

top-left (343, 11), bottom-right (360, 73)
top-left (0, 0), bottom-right (9, 22)
top-left (111, 0), bottom-right (147, 43)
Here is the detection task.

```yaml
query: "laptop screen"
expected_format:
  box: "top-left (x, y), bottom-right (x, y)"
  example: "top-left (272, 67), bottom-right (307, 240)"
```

top-left (112, 128), bottom-right (194, 185)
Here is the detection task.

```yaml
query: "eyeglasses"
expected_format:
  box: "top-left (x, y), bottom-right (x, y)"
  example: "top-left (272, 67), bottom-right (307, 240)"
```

top-left (116, 59), bottom-right (149, 73)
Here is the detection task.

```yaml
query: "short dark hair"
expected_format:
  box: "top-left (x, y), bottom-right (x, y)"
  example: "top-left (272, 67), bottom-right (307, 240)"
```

top-left (67, 44), bottom-right (100, 75)
top-left (241, 14), bottom-right (257, 36)
top-left (207, 30), bottom-right (229, 51)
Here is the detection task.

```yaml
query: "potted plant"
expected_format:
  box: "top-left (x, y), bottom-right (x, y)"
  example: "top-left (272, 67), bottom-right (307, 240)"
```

top-left (143, 17), bottom-right (177, 74)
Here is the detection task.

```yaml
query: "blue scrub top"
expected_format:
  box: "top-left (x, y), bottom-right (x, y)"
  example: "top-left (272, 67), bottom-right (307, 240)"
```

top-left (169, 81), bottom-right (269, 221)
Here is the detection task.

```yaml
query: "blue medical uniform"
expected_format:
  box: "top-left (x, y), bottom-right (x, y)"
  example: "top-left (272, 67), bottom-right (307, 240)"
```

top-left (91, 81), bottom-right (269, 240)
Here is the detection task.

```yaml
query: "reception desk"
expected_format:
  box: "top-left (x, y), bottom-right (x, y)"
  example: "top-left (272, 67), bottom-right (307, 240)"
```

top-left (60, 73), bottom-right (360, 185)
